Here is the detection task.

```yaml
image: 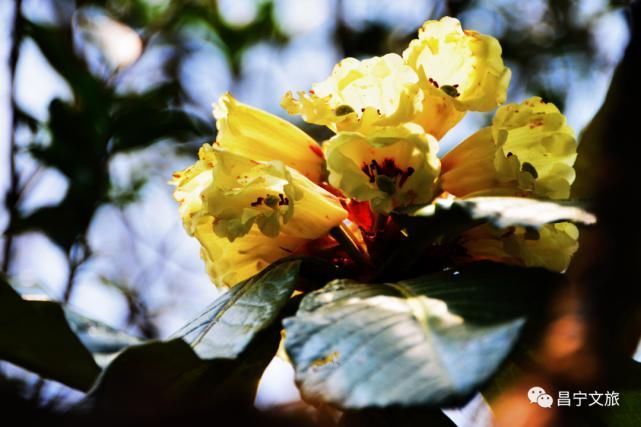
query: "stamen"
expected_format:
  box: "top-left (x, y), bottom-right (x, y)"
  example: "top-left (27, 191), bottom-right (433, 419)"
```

top-left (441, 85), bottom-right (461, 98)
top-left (278, 193), bottom-right (290, 206)
top-left (250, 193), bottom-right (290, 208)
top-left (264, 195), bottom-right (279, 207)
top-left (361, 158), bottom-right (416, 190)
top-left (335, 105), bottom-right (355, 116)
top-left (361, 163), bottom-right (375, 183)
top-left (399, 167), bottom-right (415, 188)
top-left (380, 159), bottom-right (402, 178)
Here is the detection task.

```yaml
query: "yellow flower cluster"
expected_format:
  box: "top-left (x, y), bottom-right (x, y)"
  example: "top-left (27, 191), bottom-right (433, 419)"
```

top-left (171, 99), bottom-right (347, 287)
top-left (172, 17), bottom-right (580, 288)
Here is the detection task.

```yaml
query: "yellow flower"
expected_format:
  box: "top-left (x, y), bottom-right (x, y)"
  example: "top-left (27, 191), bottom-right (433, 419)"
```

top-left (193, 216), bottom-right (306, 288)
top-left (411, 91), bottom-right (466, 140)
top-left (323, 123), bottom-right (440, 214)
top-left (441, 97), bottom-right (577, 200)
top-left (281, 54), bottom-right (422, 133)
top-left (461, 222), bottom-right (579, 273)
top-left (171, 144), bottom-right (347, 287)
top-left (403, 17), bottom-right (511, 138)
top-left (214, 93), bottom-right (325, 183)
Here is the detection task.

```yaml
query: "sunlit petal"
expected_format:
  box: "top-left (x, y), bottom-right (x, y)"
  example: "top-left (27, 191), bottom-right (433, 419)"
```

top-left (462, 222), bottom-right (579, 273)
top-left (441, 97), bottom-right (577, 199)
top-left (282, 54), bottom-right (422, 133)
top-left (214, 93), bottom-right (325, 183)
top-left (324, 123), bottom-right (440, 213)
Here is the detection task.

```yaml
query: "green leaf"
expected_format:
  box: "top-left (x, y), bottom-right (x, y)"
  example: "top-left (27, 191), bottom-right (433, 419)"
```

top-left (284, 262), bottom-right (560, 409)
top-left (76, 338), bottom-right (275, 418)
top-left (384, 197), bottom-right (595, 277)
top-left (75, 260), bottom-right (302, 418)
top-left (64, 309), bottom-right (141, 367)
top-left (110, 83), bottom-right (212, 153)
top-left (112, 108), bottom-right (210, 150)
top-left (408, 197), bottom-right (596, 231)
top-left (173, 259), bottom-right (301, 359)
top-left (0, 280), bottom-right (101, 391)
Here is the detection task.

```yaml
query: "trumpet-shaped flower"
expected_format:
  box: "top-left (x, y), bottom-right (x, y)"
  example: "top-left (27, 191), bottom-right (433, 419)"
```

top-left (171, 144), bottom-right (347, 287)
top-left (214, 93), bottom-right (325, 183)
top-left (193, 216), bottom-right (307, 288)
top-left (323, 123), bottom-right (440, 214)
top-left (402, 17), bottom-right (511, 138)
top-left (461, 222), bottom-right (579, 273)
top-left (411, 91), bottom-right (466, 140)
top-left (281, 54), bottom-right (422, 133)
top-left (441, 97), bottom-right (577, 200)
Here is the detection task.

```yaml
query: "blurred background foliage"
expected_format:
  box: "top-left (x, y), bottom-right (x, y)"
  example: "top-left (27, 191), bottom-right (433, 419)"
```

top-left (0, 0), bottom-right (633, 420)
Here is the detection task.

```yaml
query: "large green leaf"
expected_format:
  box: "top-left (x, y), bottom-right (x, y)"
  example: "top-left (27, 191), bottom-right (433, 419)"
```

top-left (173, 259), bottom-right (301, 359)
top-left (284, 262), bottom-right (559, 409)
top-left (76, 337), bottom-right (275, 418)
top-left (64, 309), bottom-right (141, 367)
top-left (75, 260), bottom-right (302, 418)
top-left (406, 197), bottom-right (595, 232)
top-left (384, 197), bottom-right (595, 277)
top-left (0, 280), bottom-right (100, 391)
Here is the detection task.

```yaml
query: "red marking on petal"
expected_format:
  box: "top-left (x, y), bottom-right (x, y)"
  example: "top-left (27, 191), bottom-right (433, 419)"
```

top-left (345, 200), bottom-right (375, 232)
top-left (320, 182), bottom-right (345, 198)
top-left (309, 144), bottom-right (324, 158)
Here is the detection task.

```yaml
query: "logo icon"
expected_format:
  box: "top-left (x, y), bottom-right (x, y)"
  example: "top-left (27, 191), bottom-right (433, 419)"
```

top-left (528, 386), bottom-right (554, 408)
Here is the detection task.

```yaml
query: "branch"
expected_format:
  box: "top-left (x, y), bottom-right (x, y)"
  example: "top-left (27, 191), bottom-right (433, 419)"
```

top-left (2, 0), bottom-right (23, 274)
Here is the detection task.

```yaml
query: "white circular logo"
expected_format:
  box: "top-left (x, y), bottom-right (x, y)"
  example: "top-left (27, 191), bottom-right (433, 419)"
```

top-left (528, 386), bottom-right (554, 408)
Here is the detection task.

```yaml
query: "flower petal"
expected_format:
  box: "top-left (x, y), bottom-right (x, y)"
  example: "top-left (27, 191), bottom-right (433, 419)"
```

top-left (492, 98), bottom-right (576, 199)
top-left (403, 17), bottom-right (511, 113)
top-left (282, 54), bottom-right (422, 133)
top-left (462, 222), bottom-right (579, 273)
top-left (214, 93), bottom-right (325, 183)
top-left (324, 123), bottom-right (440, 214)
top-left (441, 97), bottom-right (577, 200)
top-left (200, 148), bottom-right (346, 241)
top-left (412, 91), bottom-right (466, 140)
top-left (172, 144), bottom-right (347, 287)
top-left (171, 144), bottom-right (217, 231)
top-left (194, 216), bottom-right (306, 287)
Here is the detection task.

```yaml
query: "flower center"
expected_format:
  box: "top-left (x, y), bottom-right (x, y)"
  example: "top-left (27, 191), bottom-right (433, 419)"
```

top-left (428, 78), bottom-right (461, 98)
top-left (250, 193), bottom-right (290, 207)
top-left (361, 158), bottom-right (415, 193)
